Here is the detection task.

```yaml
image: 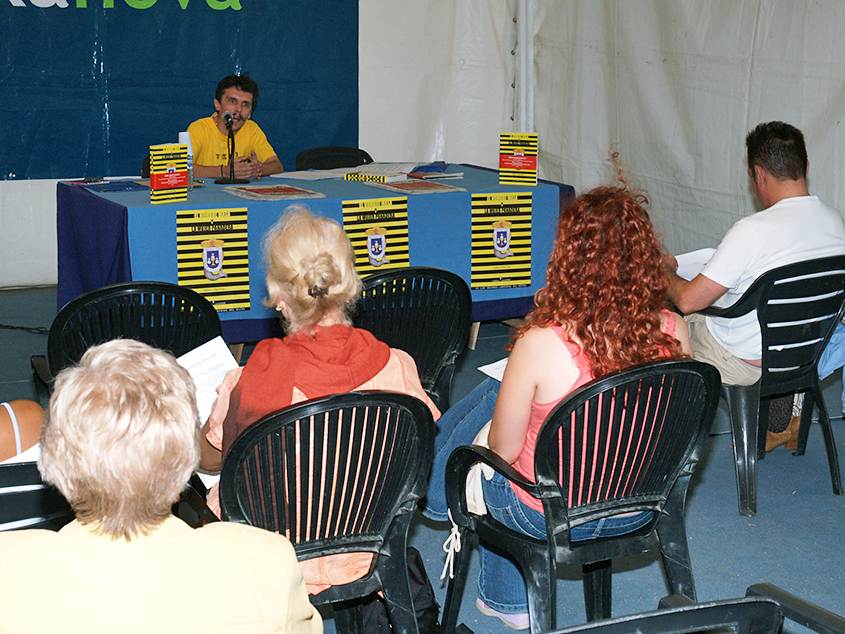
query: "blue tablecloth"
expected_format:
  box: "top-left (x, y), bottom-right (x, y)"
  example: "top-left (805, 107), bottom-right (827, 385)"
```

top-left (57, 165), bottom-right (574, 341)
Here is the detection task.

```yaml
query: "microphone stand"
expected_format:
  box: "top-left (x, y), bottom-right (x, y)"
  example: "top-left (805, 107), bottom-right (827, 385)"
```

top-left (214, 119), bottom-right (250, 184)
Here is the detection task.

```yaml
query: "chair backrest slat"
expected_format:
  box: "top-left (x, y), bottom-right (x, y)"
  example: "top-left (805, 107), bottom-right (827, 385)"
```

top-left (752, 256), bottom-right (845, 395)
top-left (48, 281), bottom-right (222, 376)
top-left (220, 391), bottom-right (434, 559)
top-left (0, 463), bottom-right (74, 532)
top-left (354, 267), bottom-right (472, 411)
top-left (537, 360), bottom-right (721, 530)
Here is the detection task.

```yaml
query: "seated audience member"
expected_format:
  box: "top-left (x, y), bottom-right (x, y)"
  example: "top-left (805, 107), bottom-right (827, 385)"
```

top-left (0, 339), bottom-right (322, 634)
top-left (423, 179), bottom-right (692, 630)
top-left (662, 121), bottom-right (845, 451)
top-left (0, 399), bottom-right (43, 463)
top-left (200, 205), bottom-right (439, 592)
top-left (188, 73), bottom-right (283, 180)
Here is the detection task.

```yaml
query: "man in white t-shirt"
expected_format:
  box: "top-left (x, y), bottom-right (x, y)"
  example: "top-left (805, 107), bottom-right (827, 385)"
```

top-left (662, 121), bottom-right (845, 390)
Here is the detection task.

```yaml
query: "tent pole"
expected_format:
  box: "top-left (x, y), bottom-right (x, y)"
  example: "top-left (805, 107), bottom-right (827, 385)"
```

top-left (516, 0), bottom-right (534, 133)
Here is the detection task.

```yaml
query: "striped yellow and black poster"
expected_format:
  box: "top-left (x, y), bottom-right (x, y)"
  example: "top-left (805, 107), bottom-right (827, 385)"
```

top-left (176, 208), bottom-right (250, 312)
top-left (471, 192), bottom-right (532, 289)
top-left (499, 133), bottom-right (538, 185)
top-left (342, 197), bottom-right (410, 277)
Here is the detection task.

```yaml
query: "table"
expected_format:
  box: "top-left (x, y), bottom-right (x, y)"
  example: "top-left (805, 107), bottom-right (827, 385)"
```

top-left (57, 165), bottom-right (574, 341)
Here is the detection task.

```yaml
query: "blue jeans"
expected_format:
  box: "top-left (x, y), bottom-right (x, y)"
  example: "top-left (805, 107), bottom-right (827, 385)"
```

top-left (479, 471), bottom-right (654, 613)
top-left (818, 321), bottom-right (845, 412)
top-left (423, 377), bottom-right (500, 521)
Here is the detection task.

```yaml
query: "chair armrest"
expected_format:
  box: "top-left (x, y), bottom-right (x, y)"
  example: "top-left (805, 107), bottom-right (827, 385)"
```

top-left (30, 355), bottom-right (53, 408)
top-left (698, 301), bottom-right (751, 319)
top-left (747, 583), bottom-right (845, 634)
top-left (444, 444), bottom-right (540, 529)
top-left (658, 594), bottom-right (697, 609)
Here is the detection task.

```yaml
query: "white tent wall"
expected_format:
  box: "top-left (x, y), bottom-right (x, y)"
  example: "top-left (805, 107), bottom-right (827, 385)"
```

top-left (533, 1), bottom-right (845, 255)
top-left (359, 0), bottom-right (518, 167)
top-left (361, 0), bottom-right (845, 257)
top-left (6, 1), bottom-right (845, 288)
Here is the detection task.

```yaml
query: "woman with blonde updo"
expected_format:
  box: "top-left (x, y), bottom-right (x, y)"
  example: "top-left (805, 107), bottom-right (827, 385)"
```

top-left (200, 206), bottom-right (438, 473)
top-left (199, 208), bottom-right (437, 581)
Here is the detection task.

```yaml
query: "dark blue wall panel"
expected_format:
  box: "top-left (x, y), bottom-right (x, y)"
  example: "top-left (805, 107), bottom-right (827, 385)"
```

top-left (1, 0), bottom-right (358, 179)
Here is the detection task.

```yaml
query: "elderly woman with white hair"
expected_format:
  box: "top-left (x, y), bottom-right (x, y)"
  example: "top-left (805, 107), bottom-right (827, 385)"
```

top-left (0, 339), bottom-right (322, 634)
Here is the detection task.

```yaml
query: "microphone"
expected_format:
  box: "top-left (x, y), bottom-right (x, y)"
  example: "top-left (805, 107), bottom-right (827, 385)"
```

top-left (221, 111), bottom-right (234, 128)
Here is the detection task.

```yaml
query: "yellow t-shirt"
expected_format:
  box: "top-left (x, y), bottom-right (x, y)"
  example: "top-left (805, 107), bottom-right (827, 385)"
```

top-left (188, 115), bottom-right (277, 166)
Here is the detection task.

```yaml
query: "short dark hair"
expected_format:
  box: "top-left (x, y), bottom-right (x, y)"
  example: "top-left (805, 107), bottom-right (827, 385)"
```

top-left (215, 73), bottom-right (259, 111)
top-left (746, 121), bottom-right (808, 181)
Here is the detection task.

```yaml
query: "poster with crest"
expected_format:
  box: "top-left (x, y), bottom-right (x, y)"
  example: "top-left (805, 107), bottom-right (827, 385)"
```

top-left (176, 208), bottom-right (250, 312)
top-left (342, 197), bottom-right (410, 276)
top-left (471, 192), bottom-right (532, 289)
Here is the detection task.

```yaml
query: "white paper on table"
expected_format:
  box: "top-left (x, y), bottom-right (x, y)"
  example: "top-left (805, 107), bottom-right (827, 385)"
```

top-left (353, 162), bottom-right (418, 174)
top-left (675, 247), bottom-right (716, 281)
top-left (176, 336), bottom-right (240, 425)
top-left (478, 357), bottom-right (508, 382)
top-left (269, 167), bottom-right (355, 180)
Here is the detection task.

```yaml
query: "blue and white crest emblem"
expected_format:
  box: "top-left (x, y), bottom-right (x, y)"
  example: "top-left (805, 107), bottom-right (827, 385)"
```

top-left (204, 247), bottom-right (223, 275)
top-left (201, 239), bottom-right (228, 281)
top-left (366, 227), bottom-right (390, 267)
top-left (493, 222), bottom-right (512, 259)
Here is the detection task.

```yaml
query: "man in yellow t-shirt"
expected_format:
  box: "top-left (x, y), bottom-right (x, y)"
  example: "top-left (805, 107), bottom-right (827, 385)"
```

top-left (188, 73), bottom-right (284, 180)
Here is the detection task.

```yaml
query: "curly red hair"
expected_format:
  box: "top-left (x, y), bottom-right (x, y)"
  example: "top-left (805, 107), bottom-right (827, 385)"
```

top-left (515, 185), bottom-right (682, 377)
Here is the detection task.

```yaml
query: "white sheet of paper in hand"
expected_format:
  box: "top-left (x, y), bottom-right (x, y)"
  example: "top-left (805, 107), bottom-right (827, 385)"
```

top-left (478, 357), bottom-right (508, 382)
top-left (176, 336), bottom-right (239, 425)
top-left (675, 247), bottom-right (716, 281)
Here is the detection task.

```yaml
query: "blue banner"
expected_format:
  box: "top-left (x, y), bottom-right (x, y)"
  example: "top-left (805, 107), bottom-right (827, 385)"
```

top-left (1, 0), bottom-right (358, 179)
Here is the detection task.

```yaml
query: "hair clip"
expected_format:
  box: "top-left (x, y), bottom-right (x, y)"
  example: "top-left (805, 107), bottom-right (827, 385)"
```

top-left (308, 285), bottom-right (327, 298)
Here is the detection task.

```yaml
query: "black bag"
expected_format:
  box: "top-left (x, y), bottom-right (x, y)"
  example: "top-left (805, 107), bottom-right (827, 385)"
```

top-left (360, 546), bottom-right (440, 633)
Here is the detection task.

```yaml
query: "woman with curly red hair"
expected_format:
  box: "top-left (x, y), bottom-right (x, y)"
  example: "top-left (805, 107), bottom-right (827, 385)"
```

top-left (423, 183), bottom-right (692, 630)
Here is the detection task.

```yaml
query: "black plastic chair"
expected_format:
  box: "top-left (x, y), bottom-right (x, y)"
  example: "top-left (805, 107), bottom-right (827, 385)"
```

top-left (219, 391), bottom-right (435, 634)
top-left (31, 281), bottom-right (222, 406)
top-left (549, 596), bottom-right (782, 634)
top-left (699, 255), bottom-right (845, 516)
top-left (0, 462), bottom-right (74, 532)
top-left (442, 359), bottom-right (721, 634)
top-left (295, 146), bottom-right (374, 171)
top-left (746, 583), bottom-right (845, 634)
top-left (354, 267), bottom-right (472, 412)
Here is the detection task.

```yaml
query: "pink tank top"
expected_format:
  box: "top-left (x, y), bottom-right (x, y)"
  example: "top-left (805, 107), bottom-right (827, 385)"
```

top-left (511, 313), bottom-right (676, 512)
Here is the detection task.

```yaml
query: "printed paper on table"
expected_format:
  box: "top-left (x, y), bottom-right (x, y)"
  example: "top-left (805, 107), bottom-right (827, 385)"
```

top-left (224, 184), bottom-right (325, 201)
top-left (364, 179), bottom-right (465, 194)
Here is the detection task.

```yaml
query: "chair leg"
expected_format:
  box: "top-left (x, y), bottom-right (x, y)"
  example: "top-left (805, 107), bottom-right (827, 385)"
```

top-left (333, 600), bottom-right (366, 634)
top-left (807, 385), bottom-right (844, 495)
top-left (441, 527), bottom-right (473, 634)
top-left (519, 552), bottom-right (556, 634)
top-left (723, 383), bottom-right (761, 517)
top-left (656, 476), bottom-right (696, 601)
top-left (582, 560), bottom-right (612, 622)
top-left (795, 390), bottom-right (814, 456)
top-left (757, 395), bottom-right (771, 460)
top-left (380, 546), bottom-right (419, 634)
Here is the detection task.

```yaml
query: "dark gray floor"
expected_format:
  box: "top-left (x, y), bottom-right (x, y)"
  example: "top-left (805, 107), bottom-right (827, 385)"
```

top-left (3, 287), bottom-right (844, 633)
